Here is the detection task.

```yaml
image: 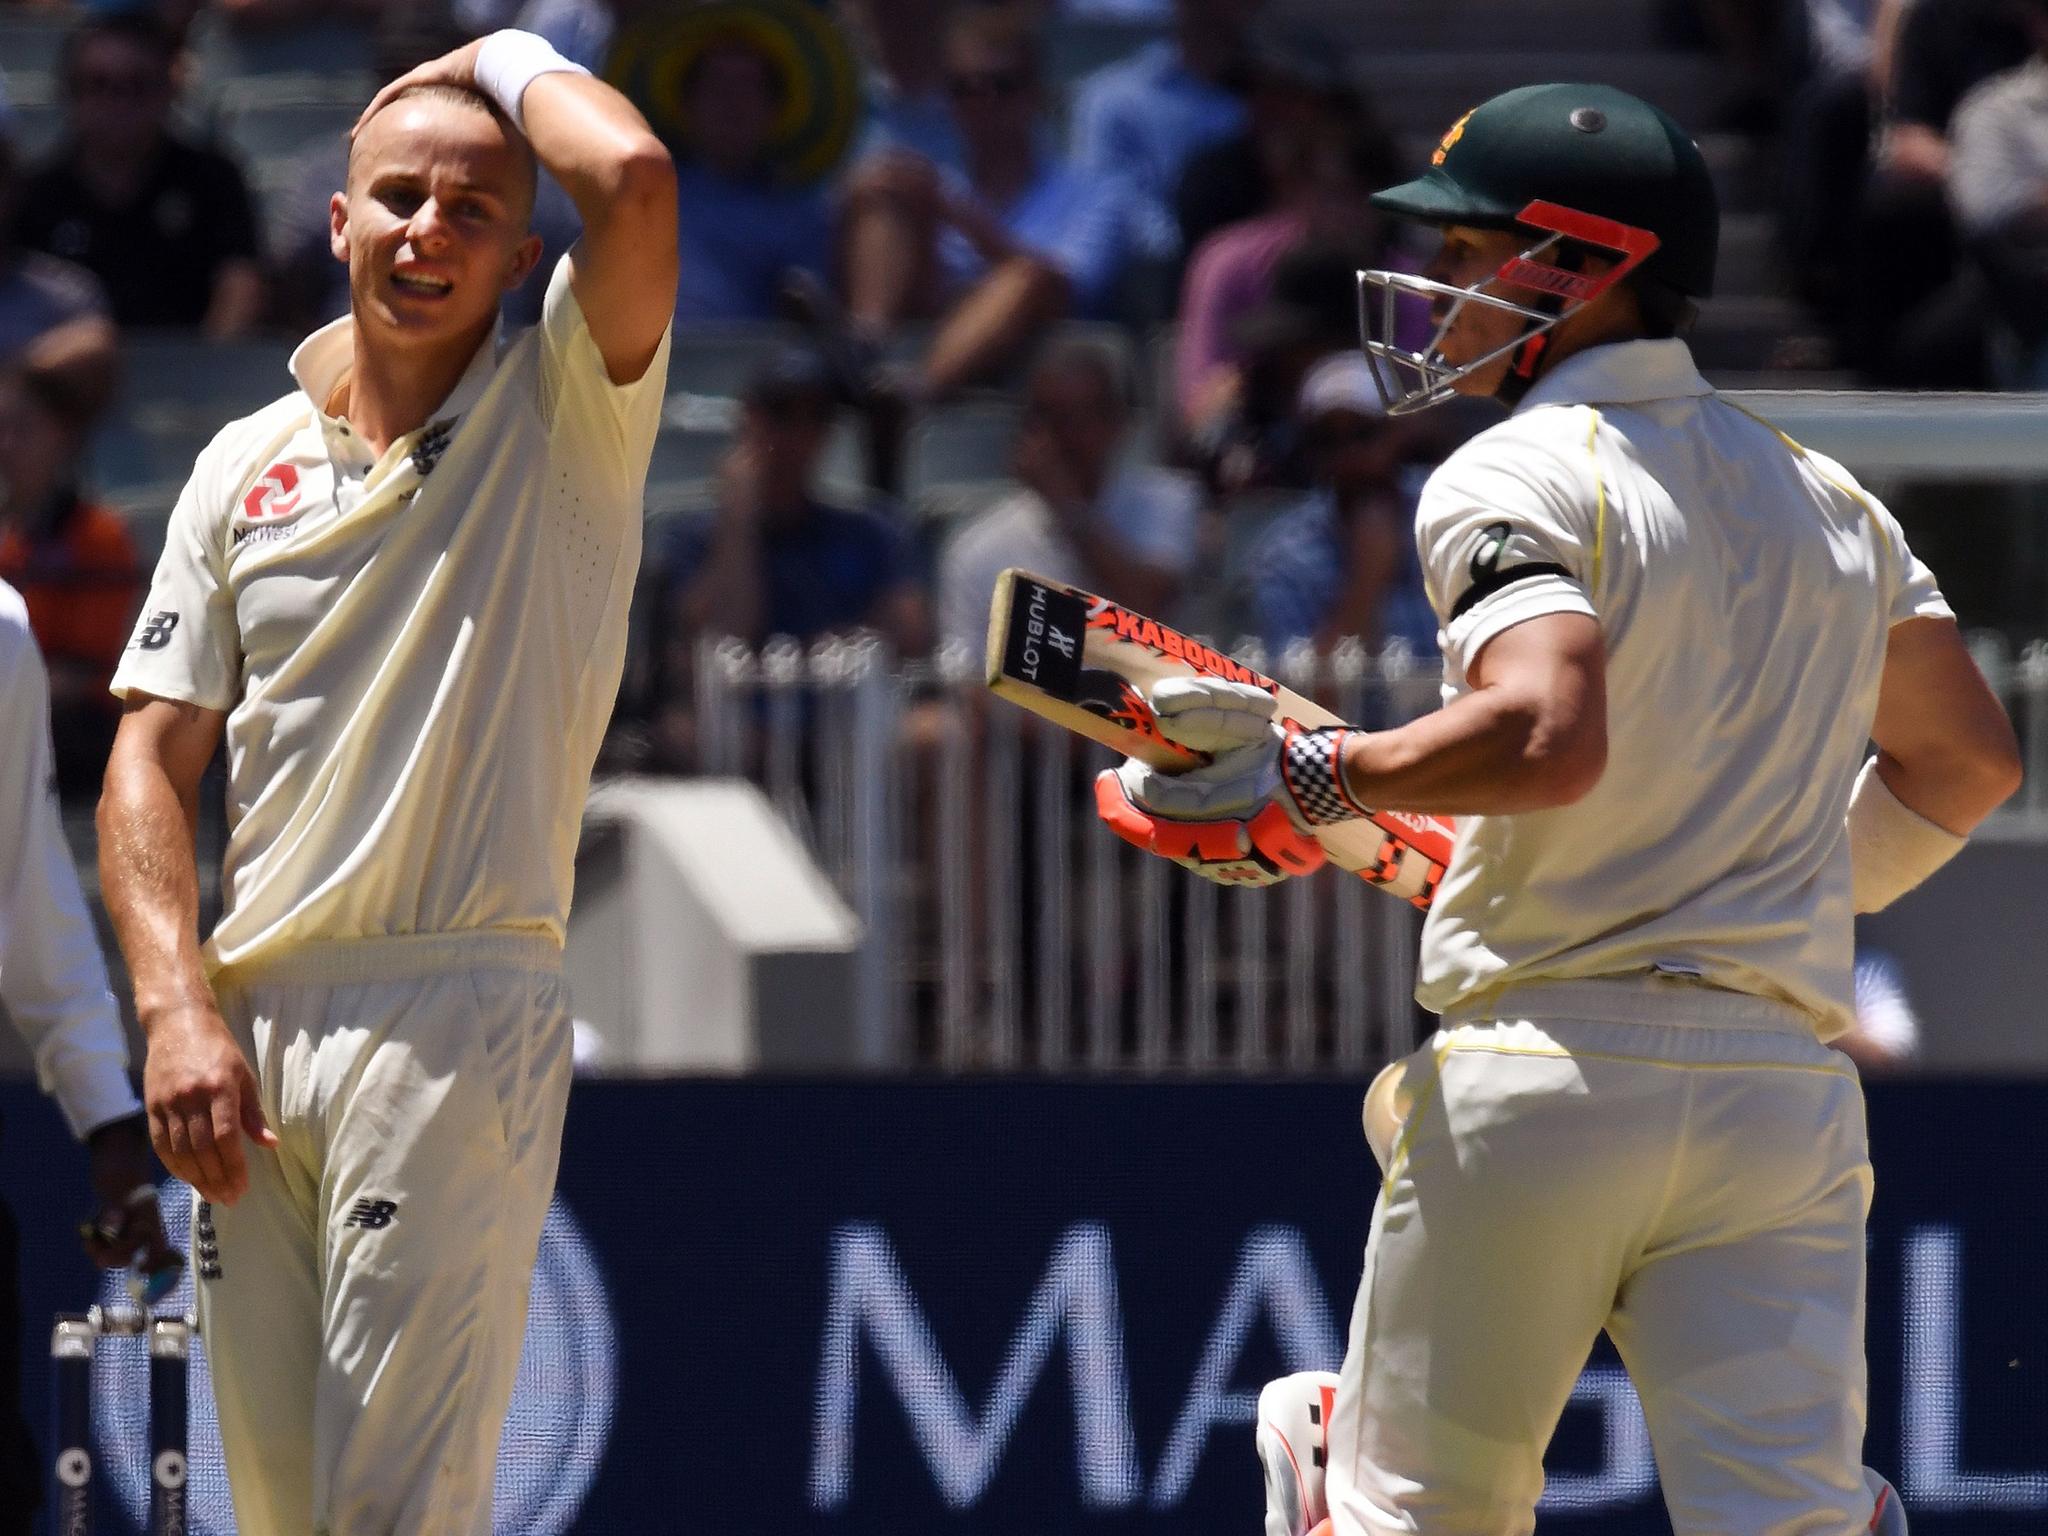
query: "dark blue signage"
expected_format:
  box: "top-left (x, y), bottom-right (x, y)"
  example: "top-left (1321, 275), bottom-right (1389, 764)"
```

top-left (6, 1079), bottom-right (2044, 1534)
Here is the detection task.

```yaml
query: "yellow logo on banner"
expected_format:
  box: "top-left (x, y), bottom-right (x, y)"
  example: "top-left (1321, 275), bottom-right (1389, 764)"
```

top-left (1431, 109), bottom-right (1476, 167)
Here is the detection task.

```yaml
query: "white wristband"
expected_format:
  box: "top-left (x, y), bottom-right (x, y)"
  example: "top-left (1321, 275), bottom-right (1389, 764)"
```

top-left (473, 29), bottom-right (589, 134)
top-left (1846, 755), bottom-right (1965, 913)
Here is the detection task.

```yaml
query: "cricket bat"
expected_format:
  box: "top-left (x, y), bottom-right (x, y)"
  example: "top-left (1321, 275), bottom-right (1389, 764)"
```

top-left (984, 568), bottom-right (1455, 908)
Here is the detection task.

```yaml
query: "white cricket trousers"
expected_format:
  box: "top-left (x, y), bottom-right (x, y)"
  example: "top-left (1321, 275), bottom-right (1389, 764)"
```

top-left (1327, 978), bottom-right (1875, 1536)
top-left (198, 934), bottom-right (574, 1536)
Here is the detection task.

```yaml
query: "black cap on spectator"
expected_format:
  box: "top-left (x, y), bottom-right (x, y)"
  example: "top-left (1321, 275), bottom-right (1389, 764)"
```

top-left (743, 346), bottom-right (838, 413)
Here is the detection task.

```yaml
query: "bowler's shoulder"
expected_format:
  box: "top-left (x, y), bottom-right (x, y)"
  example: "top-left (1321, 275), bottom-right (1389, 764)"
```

top-left (208, 393), bottom-right (312, 479)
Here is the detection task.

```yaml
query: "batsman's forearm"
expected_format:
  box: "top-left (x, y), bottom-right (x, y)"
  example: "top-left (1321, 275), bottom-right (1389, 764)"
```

top-left (97, 757), bottom-right (213, 1025)
top-left (1338, 685), bottom-right (1604, 816)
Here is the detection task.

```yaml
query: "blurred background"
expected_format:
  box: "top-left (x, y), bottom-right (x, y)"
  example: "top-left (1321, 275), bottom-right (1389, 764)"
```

top-left (1, 0), bottom-right (2044, 1531)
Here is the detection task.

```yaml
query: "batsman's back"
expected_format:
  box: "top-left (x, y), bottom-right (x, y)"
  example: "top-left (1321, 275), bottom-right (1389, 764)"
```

top-left (1416, 386), bottom-right (1951, 1037)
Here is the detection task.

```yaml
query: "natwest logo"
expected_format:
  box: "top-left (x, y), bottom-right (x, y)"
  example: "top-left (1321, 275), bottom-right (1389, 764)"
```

top-left (242, 463), bottom-right (301, 521)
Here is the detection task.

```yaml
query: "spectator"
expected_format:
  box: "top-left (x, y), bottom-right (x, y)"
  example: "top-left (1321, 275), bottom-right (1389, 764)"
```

top-left (838, 3), bottom-right (1138, 398)
top-left (1949, 0), bottom-right (2048, 383)
top-left (938, 338), bottom-right (1200, 654)
top-left (1778, 0), bottom-right (1886, 335)
top-left (646, 348), bottom-right (928, 765)
top-left (1189, 239), bottom-right (1363, 497)
top-left (13, 14), bottom-right (264, 337)
top-left (0, 365), bottom-right (140, 798)
top-left (1242, 353), bottom-right (1434, 658)
top-left (1172, 21), bottom-right (1360, 261)
top-left (1175, 82), bottom-right (1400, 441)
top-left (1846, 0), bottom-right (2027, 382)
top-left (0, 134), bottom-right (117, 421)
top-left (839, 0), bottom-right (965, 170)
top-left (511, 0), bottom-right (622, 70)
top-left (1068, 0), bottom-right (1260, 255)
top-left (670, 31), bottom-right (833, 324)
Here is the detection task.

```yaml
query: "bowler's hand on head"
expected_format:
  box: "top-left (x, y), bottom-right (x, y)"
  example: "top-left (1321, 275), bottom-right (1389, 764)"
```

top-left (353, 39), bottom-right (492, 141)
top-left (142, 1001), bottom-right (279, 1206)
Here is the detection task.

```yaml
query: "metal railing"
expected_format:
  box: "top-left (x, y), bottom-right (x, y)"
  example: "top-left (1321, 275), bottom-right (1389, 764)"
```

top-left (682, 631), bottom-right (2048, 1074)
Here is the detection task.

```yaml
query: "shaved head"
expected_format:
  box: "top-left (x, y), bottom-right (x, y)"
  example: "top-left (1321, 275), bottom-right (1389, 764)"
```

top-left (351, 83), bottom-right (538, 222)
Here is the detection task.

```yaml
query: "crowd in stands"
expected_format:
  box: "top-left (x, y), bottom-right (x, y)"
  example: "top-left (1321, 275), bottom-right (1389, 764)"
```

top-left (2, 0), bottom-right (2046, 799)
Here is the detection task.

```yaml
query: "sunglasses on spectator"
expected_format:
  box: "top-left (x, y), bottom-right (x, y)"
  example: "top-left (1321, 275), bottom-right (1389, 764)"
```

top-left (948, 68), bottom-right (1032, 102)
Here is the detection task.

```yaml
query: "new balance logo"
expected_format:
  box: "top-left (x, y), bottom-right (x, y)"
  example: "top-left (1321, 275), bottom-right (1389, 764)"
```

top-left (343, 1198), bottom-right (398, 1231)
top-left (135, 611), bottom-right (180, 651)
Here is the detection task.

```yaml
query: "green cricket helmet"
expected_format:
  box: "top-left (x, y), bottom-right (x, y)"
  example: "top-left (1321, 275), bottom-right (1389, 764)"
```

top-left (1358, 83), bottom-right (1720, 414)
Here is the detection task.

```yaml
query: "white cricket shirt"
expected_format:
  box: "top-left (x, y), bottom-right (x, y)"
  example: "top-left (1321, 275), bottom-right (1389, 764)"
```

top-left (1412, 339), bottom-right (1951, 1038)
top-left (111, 260), bottom-right (670, 978)
top-left (0, 582), bottom-right (141, 1136)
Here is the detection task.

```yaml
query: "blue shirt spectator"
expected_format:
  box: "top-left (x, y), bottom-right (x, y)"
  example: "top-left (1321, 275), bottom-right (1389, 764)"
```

top-left (856, 76), bottom-right (967, 171)
top-left (935, 158), bottom-right (1135, 316)
top-left (511, 0), bottom-right (615, 72)
top-left (1068, 38), bottom-right (1249, 252)
top-left (1248, 486), bottom-right (1437, 657)
top-left (657, 497), bottom-right (918, 643)
top-left (674, 163), bottom-right (832, 324)
top-left (841, 0), bottom-right (966, 169)
top-left (1244, 354), bottom-right (1436, 657)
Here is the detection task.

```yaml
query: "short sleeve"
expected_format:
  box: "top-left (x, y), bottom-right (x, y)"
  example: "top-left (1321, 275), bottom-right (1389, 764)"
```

top-left (1414, 412), bottom-right (1601, 677)
top-left (537, 256), bottom-right (672, 491)
top-left (1874, 502), bottom-right (1954, 626)
top-left (109, 436), bottom-right (241, 710)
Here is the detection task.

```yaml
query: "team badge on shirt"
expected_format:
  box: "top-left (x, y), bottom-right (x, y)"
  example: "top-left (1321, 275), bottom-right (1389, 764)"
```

top-left (234, 462), bottom-right (312, 545)
top-left (1448, 521), bottom-right (1575, 622)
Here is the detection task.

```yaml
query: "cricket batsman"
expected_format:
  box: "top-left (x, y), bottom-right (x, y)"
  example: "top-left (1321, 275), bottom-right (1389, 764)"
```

top-left (96, 30), bottom-right (675, 1533)
top-left (1097, 83), bottom-right (2021, 1533)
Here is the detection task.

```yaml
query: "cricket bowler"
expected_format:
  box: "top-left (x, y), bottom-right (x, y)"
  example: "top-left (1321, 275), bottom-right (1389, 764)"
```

top-left (96, 31), bottom-right (675, 1533)
top-left (1097, 83), bottom-right (2021, 1533)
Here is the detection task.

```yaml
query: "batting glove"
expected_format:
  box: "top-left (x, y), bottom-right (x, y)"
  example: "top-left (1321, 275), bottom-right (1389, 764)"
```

top-left (1094, 679), bottom-right (1369, 887)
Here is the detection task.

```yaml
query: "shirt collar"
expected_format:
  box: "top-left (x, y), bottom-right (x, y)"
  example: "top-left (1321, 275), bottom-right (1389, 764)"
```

top-left (1514, 338), bottom-right (1713, 413)
top-left (287, 315), bottom-right (503, 454)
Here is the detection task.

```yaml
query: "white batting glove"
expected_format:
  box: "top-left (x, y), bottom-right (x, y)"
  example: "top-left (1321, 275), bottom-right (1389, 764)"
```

top-left (1118, 678), bottom-right (1289, 822)
top-left (1096, 679), bottom-right (1369, 887)
top-left (1149, 677), bottom-right (1279, 752)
